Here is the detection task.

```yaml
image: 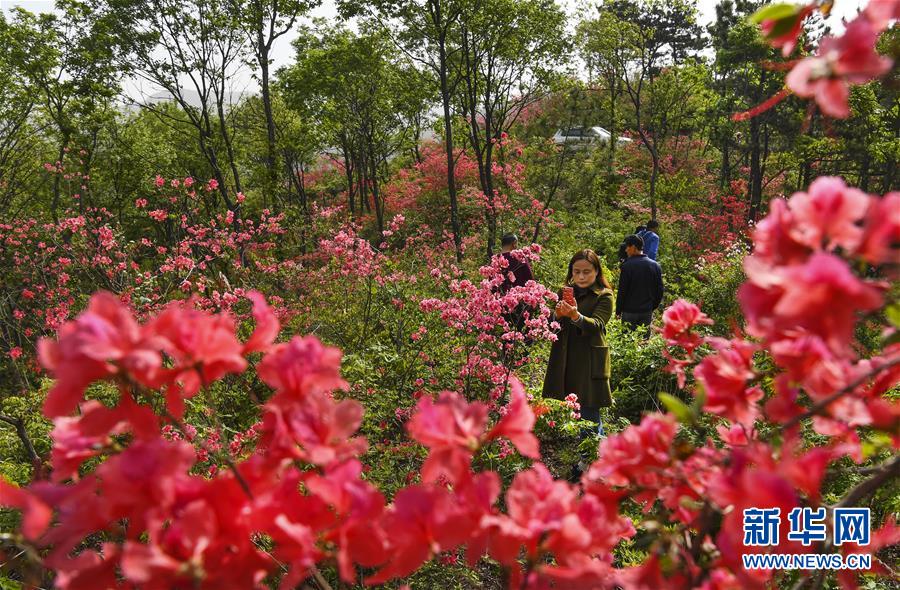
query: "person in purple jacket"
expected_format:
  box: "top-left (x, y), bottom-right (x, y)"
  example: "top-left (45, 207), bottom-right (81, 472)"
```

top-left (498, 233), bottom-right (534, 293)
top-left (497, 233), bottom-right (535, 337)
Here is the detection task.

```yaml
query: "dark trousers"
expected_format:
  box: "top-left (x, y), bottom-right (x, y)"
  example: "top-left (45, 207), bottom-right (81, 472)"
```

top-left (621, 311), bottom-right (653, 338)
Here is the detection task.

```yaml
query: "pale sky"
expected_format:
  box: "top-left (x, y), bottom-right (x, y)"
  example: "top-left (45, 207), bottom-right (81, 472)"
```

top-left (2, 0), bottom-right (869, 101)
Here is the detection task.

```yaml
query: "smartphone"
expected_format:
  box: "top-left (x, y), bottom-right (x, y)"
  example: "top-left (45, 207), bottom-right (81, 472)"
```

top-left (562, 286), bottom-right (575, 306)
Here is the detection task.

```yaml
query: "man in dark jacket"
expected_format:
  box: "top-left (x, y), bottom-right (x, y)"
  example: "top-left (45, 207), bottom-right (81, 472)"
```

top-left (497, 233), bottom-right (535, 337)
top-left (616, 234), bottom-right (663, 334)
top-left (498, 233), bottom-right (533, 293)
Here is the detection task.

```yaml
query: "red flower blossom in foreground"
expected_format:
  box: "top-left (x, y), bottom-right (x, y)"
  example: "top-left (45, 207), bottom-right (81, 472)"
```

top-left (786, 17), bottom-right (892, 118)
top-left (146, 304), bottom-right (247, 416)
top-left (407, 391), bottom-right (490, 483)
top-left (787, 176), bottom-right (870, 252)
top-left (38, 291), bottom-right (162, 418)
top-left (865, 0), bottom-right (900, 31)
top-left (588, 413), bottom-right (676, 489)
top-left (257, 335), bottom-right (346, 399)
top-left (695, 337), bottom-right (762, 427)
top-left (758, 2), bottom-right (815, 56)
top-left (487, 376), bottom-right (540, 459)
top-left (740, 252), bottom-right (884, 357)
top-left (0, 479), bottom-right (51, 540)
top-left (242, 290), bottom-right (279, 354)
top-left (660, 299), bottom-right (714, 354)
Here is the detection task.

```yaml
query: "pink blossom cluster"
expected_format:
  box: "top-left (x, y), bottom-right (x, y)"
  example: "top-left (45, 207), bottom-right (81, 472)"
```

top-left (750, 0), bottom-right (897, 118)
top-left (420, 245), bottom-right (557, 396)
top-left (564, 392), bottom-right (581, 420)
top-left (2, 292), bottom-right (643, 589)
top-left (636, 178), bottom-right (900, 585)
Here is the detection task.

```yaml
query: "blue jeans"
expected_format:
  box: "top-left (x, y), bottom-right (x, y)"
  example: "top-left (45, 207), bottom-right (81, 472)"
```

top-left (580, 406), bottom-right (605, 439)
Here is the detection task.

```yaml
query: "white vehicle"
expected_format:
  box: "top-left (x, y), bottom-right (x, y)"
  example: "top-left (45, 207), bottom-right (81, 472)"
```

top-left (552, 126), bottom-right (632, 147)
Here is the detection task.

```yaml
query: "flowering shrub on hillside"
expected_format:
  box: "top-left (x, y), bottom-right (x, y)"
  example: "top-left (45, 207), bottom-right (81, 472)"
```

top-left (2, 175), bottom-right (897, 589)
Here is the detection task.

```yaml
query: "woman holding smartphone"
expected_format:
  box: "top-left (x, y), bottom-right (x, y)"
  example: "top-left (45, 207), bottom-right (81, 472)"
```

top-left (542, 249), bottom-right (614, 470)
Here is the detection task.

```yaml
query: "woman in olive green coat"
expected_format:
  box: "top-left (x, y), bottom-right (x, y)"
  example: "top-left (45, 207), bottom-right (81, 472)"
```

top-left (542, 249), bottom-right (614, 435)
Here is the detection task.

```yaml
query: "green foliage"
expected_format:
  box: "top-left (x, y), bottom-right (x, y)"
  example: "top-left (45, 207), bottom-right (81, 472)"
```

top-left (606, 320), bottom-right (676, 424)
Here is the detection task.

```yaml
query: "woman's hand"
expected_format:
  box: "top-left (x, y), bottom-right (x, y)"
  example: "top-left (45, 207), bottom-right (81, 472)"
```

top-left (555, 300), bottom-right (578, 320)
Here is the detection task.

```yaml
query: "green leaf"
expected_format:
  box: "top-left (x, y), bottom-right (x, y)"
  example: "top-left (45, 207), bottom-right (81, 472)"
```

top-left (659, 393), bottom-right (693, 423)
top-left (692, 385), bottom-right (707, 414)
top-left (765, 14), bottom-right (800, 40)
top-left (750, 3), bottom-right (800, 24)
top-left (886, 303), bottom-right (900, 329)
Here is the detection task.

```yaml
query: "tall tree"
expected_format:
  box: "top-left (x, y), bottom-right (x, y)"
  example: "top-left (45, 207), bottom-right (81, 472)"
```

top-left (227, 0), bottom-right (319, 208)
top-left (280, 25), bottom-right (427, 236)
top-left (3, 1), bottom-right (120, 221)
top-left (578, 11), bottom-right (632, 176)
top-left (0, 13), bottom-right (41, 217)
top-left (600, 0), bottom-right (704, 218)
top-left (709, 0), bottom-right (790, 221)
top-left (341, 0), bottom-right (467, 261)
top-left (455, 0), bottom-right (567, 258)
top-left (98, 0), bottom-right (247, 212)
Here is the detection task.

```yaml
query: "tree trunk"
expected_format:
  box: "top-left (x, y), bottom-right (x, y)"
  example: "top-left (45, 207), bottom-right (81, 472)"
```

top-left (215, 84), bottom-right (243, 213)
top-left (258, 36), bottom-right (280, 211)
top-left (859, 150), bottom-right (870, 193)
top-left (435, 12), bottom-right (463, 263)
top-left (371, 156), bottom-right (384, 236)
top-left (607, 78), bottom-right (618, 177)
top-left (51, 133), bottom-right (70, 224)
top-left (748, 114), bottom-right (763, 222)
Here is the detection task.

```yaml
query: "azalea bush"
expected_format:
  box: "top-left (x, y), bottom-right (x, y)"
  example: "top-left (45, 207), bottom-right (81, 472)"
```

top-left (2, 1), bottom-right (900, 588)
top-left (2, 172), bottom-right (898, 590)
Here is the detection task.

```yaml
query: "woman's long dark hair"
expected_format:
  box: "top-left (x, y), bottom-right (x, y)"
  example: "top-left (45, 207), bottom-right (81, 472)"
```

top-left (565, 249), bottom-right (611, 290)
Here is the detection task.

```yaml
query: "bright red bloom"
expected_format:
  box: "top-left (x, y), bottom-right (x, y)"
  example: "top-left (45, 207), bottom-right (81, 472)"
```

top-left (695, 337), bottom-right (761, 426)
top-left (865, 0), bottom-right (900, 31)
top-left (257, 335), bottom-right (346, 398)
top-left (242, 290), bottom-right (279, 354)
top-left (0, 478), bottom-right (52, 540)
top-left (478, 463), bottom-right (584, 568)
top-left (707, 450), bottom-right (801, 583)
top-left (786, 17), bottom-right (892, 118)
top-left (38, 291), bottom-right (162, 418)
top-left (486, 376), bottom-right (539, 459)
top-left (660, 299), bottom-right (714, 354)
top-left (366, 485), bottom-right (464, 584)
top-left (49, 401), bottom-right (135, 481)
top-left (121, 488), bottom-right (270, 590)
top-left (788, 176), bottom-right (870, 252)
top-left (94, 438), bottom-right (196, 534)
top-left (146, 304), bottom-right (247, 416)
top-left (857, 192), bottom-right (900, 265)
top-left (305, 459), bottom-right (388, 581)
top-left (615, 554), bottom-right (689, 590)
top-left (407, 390), bottom-right (489, 483)
top-left (259, 390), bottom-right (367, 466)
top-left (776, 434), bottom-right (833, 502)
top-left (758, 2), bottom-right (815, 56)
top-left (740, 252), bottom-right (884, 356)
top-left (751, 198), bottom-right (810, 266)
top-left (587, 414), bottom-right (676, 489)
top-left (51, 543), bottom-right (120, 590)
